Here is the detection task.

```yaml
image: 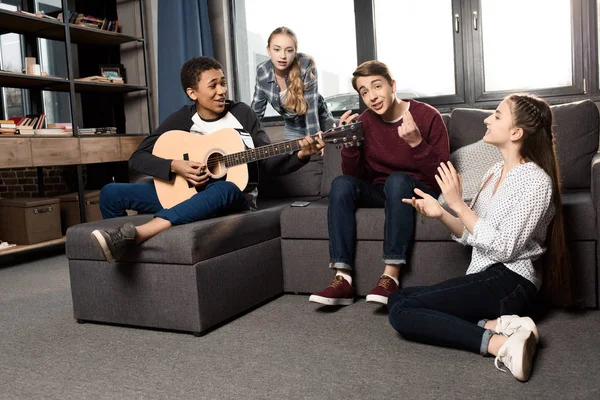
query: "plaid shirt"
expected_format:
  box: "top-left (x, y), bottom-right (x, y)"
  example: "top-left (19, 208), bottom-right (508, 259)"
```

top-left (251, 53), bottom-right (329, 136)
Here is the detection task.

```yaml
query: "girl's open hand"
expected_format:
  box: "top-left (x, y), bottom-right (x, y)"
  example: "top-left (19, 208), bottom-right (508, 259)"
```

top-left (435, 161), bottom-right (464, 213)
top-left (402, 188), bottom-right (443, 218)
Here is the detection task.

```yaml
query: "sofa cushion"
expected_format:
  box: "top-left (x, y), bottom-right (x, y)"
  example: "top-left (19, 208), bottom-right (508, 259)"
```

top-left (280, 198), bottom-right (452, 241)
top-left (448, 108), bottom-right (492, 151)
top-left (439, 140), bottom-right (502, 204)
top-left (258, 154), bottom-right (323, 198)
top-left (552, 100), bottom-right (599, 190)
top-left (67, 198), bottom-right (294, 265)
top-left (281, 193), bottom-right (595, 242)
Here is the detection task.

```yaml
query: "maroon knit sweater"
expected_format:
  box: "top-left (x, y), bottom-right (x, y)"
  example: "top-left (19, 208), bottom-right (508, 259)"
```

top-left (341, 99), bottom-right (450, 193)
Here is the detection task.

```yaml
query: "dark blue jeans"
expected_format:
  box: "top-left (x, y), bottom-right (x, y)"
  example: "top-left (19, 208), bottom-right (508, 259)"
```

top-left (388, 264), bottom-right (537, 355)
top-left (99, 181), bottom-right (249, 225)
top-left (327, 172), bottom-right (438, 269)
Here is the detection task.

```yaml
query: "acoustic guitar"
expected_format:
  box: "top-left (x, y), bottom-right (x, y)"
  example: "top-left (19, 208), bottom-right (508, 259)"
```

top-left (152, 122), bottom-right (363, 208)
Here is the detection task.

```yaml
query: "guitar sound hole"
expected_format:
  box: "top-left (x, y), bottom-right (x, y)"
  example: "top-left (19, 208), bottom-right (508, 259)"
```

top-left (206, 152), bottom-right (226, 178)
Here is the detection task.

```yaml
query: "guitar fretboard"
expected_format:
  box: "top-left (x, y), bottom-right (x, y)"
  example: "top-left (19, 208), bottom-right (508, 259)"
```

top-left (224, 134), bottom-right (318, 167)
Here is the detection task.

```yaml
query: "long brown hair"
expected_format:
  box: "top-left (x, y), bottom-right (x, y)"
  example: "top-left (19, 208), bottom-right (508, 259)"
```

top-left (267, 26), bottom-right (315, 115)
top-left (507, 93), bottom-right (573, 306)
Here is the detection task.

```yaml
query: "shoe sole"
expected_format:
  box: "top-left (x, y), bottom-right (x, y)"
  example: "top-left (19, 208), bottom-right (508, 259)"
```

top-left (90, 230), bottom-right (115, 263)
top-left (366, 294), bottom-right (388, 305)
top-left (309, 295), bottom-right (353, 306)
top-left (512, 330), bottom-right (537, 382)
top-left (521, 317), bottom-right (540, 344)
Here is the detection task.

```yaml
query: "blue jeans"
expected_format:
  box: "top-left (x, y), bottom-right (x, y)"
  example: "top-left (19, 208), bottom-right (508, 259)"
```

top-left (99, 181), bottom-right (249, 225)
top-left (388, 264), bottom-right (537, 355)
top-left (328, 172), bottom-right (438, 269)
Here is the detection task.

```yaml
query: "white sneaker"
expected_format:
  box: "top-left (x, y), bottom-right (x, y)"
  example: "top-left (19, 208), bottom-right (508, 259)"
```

top-left (495, 315), bottom-right (539, 343)
top-left (494, 330), bottom-right (537, 381)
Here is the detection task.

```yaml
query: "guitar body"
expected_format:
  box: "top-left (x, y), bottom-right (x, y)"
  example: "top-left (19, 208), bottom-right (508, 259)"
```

top-left (152, 122), bottom-right (364, 209)
top-left (153, 129), bottom-right (250, 208)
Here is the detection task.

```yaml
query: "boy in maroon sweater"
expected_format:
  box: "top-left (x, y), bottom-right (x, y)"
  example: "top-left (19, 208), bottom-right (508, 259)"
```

top-left (309, 60), bottom-right (449, 306)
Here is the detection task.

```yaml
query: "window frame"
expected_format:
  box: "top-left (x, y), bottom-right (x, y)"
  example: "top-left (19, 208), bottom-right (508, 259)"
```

top-left (230, 0), bottom-right (600, 117)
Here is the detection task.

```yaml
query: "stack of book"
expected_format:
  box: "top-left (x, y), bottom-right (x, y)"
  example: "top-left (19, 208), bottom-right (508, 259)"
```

top-left (11, 114), bottom-right (45, 135)
top-left (58, 11), bottom-right (119, 32)
top-left (0, 119), bottom-right (16, 134)
top-left (78, 127), bottom-right (118, 135)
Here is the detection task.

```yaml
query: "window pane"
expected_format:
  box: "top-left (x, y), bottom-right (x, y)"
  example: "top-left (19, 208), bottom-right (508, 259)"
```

top-left (374, 0), bottom-right (456, 97)
top-left (481, 0), bottom-right (572, 92)
top-left (0, 31), bottom-right (26, 119)
top-left (234, 0), bottom-right (357, 115)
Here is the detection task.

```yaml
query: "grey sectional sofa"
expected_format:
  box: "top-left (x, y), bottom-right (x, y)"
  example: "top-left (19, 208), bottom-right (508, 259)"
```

top-left (66, 99), bottom-right (600, 336)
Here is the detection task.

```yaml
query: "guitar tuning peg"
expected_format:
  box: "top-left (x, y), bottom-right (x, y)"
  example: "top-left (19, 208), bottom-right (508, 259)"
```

top-left (355, 141), bottom-right (361, 147)
top-left (332, 139), bottom-right (338, 144)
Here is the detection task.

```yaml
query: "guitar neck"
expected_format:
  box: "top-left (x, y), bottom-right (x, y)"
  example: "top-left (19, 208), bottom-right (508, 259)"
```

top-left (224, 134), bottom-right (319, 167)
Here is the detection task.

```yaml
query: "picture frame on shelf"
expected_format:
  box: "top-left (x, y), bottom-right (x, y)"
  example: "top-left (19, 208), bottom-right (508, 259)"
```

top-left (99, 64), bottom-right (122, 78)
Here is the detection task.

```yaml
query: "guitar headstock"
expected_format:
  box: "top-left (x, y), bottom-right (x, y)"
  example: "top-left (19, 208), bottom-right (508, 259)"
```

top-left (320, 121), bottom-right (364, 148)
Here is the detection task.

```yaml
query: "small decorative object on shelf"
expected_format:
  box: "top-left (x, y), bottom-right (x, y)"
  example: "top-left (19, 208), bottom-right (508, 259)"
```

top-left (100, 64), bottom-right (125, 83)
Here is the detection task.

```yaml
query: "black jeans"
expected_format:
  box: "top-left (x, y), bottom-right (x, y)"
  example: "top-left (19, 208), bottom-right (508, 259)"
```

top-left (327, 172), bottom-right (438, 270)
top-left (388, 264), bottom-right (537, 355)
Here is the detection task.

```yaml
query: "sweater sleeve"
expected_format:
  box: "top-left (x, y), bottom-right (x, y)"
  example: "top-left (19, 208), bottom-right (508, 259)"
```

top-left (128, 106), bottom-right (193, 181)
top-left (341, 112), bottom-right (368, 180)
top-left (410, 112), bottom-right (450, 192)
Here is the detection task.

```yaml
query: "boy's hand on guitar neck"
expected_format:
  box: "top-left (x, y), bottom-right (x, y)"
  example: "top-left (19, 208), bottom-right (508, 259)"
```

top-left (297, 135), bottom-right (325, 160)
top-left (170, 159), bottom-right (210, 188)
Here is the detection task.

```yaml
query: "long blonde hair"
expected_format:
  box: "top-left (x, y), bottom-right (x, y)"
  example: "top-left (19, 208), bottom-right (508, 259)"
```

top-left (267, 27), bottom-right (315, 115)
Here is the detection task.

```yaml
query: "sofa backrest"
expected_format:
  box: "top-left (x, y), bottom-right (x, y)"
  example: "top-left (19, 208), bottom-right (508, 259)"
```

top-left (257, 153), bottom-right (324, 199)
top-left (449, 100), bottom-right (600, 190)
top-left (262, 99), bottom-right (599, 198)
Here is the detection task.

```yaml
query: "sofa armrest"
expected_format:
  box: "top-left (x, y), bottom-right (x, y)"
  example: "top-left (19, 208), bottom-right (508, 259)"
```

top-left (591, 153), bottom-right (600, 210)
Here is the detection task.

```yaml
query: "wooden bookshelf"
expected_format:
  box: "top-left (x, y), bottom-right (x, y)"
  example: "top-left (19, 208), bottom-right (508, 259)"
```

top-left (0, 71), bottom-right (68, 90)
top-left (0, 9), bottom-right (66, 41)
top-left (0, 0), bottom-right (153, 242)
top-left (0, 136), bottom-right (144, 168)
top-left (0, 9), bottom-right (142, 46)
top-left (0, 71), bottom-right (148, 93)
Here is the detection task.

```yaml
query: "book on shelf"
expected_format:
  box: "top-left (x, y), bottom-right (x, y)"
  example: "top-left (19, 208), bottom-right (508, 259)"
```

top-left (47, 122), bottom-right (73, 132)
top-left (76, 75), bottom-right (124, 84)
top-left (57, 11), bottom-right (118, 32)
top-left (78, 127), bottom-right (118, 135)
top-left (16, 126), bottom-right (34, 135)
top-left (9, 114), bottom-right (45, 130)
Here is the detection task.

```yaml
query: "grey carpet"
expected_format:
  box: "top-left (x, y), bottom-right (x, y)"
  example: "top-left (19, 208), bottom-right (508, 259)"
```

top-left (1, 254), bottom-right (599, 400)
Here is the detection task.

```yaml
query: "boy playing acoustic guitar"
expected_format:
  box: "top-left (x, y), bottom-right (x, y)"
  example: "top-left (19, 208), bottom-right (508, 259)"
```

top-left (91, 56), bottom-right (324, 262)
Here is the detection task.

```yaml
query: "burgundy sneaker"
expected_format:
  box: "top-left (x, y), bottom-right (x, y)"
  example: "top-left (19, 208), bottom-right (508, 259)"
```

top-left (309, 275), bottom-right (354, 306)
top-left (366, 275), bottom-right (398, 305)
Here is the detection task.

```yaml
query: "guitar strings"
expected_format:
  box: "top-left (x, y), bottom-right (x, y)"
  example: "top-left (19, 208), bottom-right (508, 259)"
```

top-left (190, 124), bottom-right (359, 169)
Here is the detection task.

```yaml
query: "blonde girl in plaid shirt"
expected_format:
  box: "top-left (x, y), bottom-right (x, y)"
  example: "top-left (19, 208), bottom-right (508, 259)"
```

top-left (251, 27), bottom-right (333, 140)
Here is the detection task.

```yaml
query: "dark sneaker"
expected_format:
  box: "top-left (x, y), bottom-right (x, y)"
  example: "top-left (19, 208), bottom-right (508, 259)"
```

top-left (309, 275), bottom-right (354, 306)
top-left (366, 275), bottom-right (398, 305)
top-left (90, 222), bottom-right (137, 263)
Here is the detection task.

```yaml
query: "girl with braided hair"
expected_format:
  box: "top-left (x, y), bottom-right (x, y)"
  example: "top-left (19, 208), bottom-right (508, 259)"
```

top-left (251, 27), bottom-right (334, 140)
top-left (388, 93), bottom-right (572, 382)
